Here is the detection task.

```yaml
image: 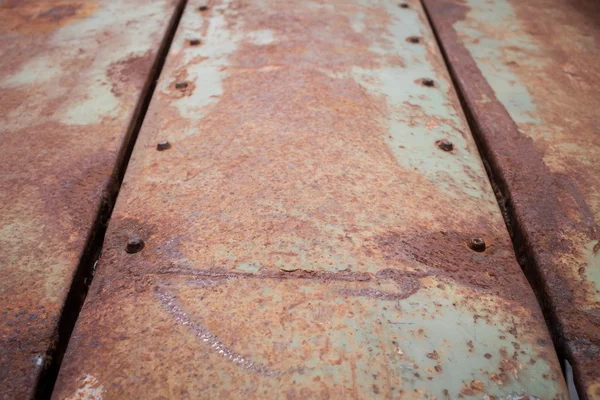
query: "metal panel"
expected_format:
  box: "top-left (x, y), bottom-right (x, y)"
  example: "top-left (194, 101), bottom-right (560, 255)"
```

top-left (0, 1), bottom-right (182, 397)
top-left (423, 0), bottom-right (600, 397)
top-left (53, 0), bottom-right (567, 398)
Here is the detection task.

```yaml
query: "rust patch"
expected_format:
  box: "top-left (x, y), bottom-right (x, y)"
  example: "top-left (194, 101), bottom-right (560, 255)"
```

top-left (374, 230), bottom-right (538, 302)
top-left (107, 51), bottom-right (155, 97)
top-left (0, 1), bottom-right (99, 34)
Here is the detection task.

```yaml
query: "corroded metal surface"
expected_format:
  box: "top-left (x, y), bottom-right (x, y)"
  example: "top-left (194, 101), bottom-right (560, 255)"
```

top-left (423, 0), bottom-right (600, 397)
top-left (0, 0), bottom-right (181, 397)
top-left (54, 0), bottom-right (567, 398)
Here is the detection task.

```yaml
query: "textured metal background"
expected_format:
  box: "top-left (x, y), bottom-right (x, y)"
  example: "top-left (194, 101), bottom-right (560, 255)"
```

top-left (0, 0), bottom-right (181, 397)
top-left (424, 0), bottom-right (600, 397)
top-left (52, 0), bottom-right (568, 398)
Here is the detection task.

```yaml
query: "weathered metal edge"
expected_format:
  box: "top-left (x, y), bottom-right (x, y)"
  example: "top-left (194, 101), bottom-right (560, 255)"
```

top-left (0, 1), bottom-right (186, 398)
top-left (422, 0), bottom-right (600, 398)
top-left (36, 2), bottom-right (188, 398)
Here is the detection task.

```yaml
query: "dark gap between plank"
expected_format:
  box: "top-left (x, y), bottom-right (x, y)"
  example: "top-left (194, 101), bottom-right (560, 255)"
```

top-left (418, 0), bottom-right (580, 397)
top-left (34, 1), bottom-right (188, 398)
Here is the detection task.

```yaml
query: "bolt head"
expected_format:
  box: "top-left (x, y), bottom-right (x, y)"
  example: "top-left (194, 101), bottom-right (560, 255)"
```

top-left (422, 78), bottom-right (435, 87)
top-left (156, 141), bottom-right (171, 151)
top-left (126, 236), bottom-right (145, 254)
top-left (468, 237), bottom-right (486, 252)
top-left (175, 81), bottom-right (188, 90)
top-left (436, 139), bottom-right (454, 152)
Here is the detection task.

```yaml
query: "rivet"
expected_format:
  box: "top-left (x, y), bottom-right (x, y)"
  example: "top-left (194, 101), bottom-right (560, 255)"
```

top-left (175, 81), bottom-right (188, 90)
top-left (399, 3), bottom-right (409, 8)
top-left (189, 39), bottom-right (202, 46)
top-left (422, 78), bottom-right (435, 87)
top-left (407, 36), bottom-right (420, 44)
top-left (156, 141), bottom-right (171, 151)
top-left (198, 5), bottom-right (208, 11)
top-left (436, 139), bottom-right (454, 152)
top-left (468, 237), bottom-right (486, 252)
top-left (126, 236), bottom-right (145, 254)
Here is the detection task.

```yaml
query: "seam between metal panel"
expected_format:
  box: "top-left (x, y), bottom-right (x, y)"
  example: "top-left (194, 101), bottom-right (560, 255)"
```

top-left (418, 1), bottom-right (582, 398)
top-left (34, 1), bottom-right (189, 398)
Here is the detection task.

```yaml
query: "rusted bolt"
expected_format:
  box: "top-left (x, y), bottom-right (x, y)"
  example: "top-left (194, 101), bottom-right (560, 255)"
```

top-left (198, 5), bottom-right (208, 11)
top-left (407, 36), bottom-right (420, 44)
top-left (436, 139), bottom-right (454, 152)
top-left (156, 141), bottom-right (171, 151)
top-left (188, 39), bottom-right (202, 46)
top-left (421, 78), bottom-right (435, 87)
top-left (468, 237), bottom-right (486, 252)
top-left (126, 236), bottom-right (145, 254)
top-left (175, 81), bottom-right (188, 90)
top-left (399, 3), bottom-right (409, 8)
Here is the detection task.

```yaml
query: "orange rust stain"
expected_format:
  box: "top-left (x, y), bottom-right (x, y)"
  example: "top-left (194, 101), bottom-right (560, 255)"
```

top-left (469, 380), bottom-right (484, 392)
top-left (0, 0), bottom-right (98, 34)
top-left (166, 69), bottom-right (196, 99)
top-left (107, 51), bottom-right (155, 97)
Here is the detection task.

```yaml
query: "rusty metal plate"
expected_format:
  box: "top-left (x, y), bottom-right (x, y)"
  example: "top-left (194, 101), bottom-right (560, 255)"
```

top-left (0, 0), bottom-right (182, 397)
top-left (423, 0), bottom-right (600, 397)
top-left (53, 0), bottom-right (567, 398)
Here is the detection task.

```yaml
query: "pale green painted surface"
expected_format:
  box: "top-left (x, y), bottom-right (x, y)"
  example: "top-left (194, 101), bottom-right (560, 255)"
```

top-left (453, 0), bottom-right (541, 127)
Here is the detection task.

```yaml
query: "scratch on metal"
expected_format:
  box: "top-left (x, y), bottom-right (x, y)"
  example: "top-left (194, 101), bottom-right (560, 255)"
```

top-left (154, 286), bottom-right (283, 377)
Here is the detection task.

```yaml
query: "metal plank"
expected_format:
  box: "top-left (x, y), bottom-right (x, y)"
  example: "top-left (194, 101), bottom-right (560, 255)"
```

top-left (53, 0), bottom-right (568, 398)
top-left (0, 1), bottom-right (183, 397)
top-left (423, 0), bottom-right (600, 397)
